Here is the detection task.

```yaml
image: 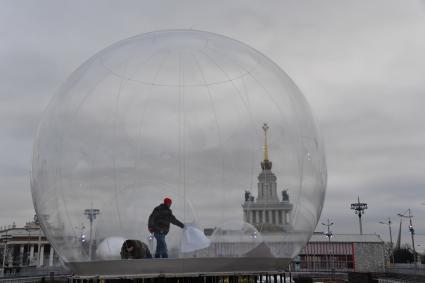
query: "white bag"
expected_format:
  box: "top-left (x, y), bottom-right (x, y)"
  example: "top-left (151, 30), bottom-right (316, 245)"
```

top-left (181, 223), bottom-right (211, 253)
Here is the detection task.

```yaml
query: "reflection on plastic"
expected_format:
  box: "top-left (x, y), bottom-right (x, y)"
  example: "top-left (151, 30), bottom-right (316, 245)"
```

top-left (96, 236), bottom-right (126, 260)
top-left (181, 224), bottom-right (211, 253)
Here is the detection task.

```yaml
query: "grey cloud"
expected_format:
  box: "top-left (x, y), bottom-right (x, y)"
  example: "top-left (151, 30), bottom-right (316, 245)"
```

top-left (1, 0), bottom-right (425, 250)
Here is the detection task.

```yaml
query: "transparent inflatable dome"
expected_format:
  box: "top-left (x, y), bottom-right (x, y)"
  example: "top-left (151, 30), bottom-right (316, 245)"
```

top-left (31, 30), bottom-right (326, 272)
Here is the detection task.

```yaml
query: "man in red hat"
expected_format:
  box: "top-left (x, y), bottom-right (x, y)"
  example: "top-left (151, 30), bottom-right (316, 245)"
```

top-left (148, 197), bottom-right (184, 258)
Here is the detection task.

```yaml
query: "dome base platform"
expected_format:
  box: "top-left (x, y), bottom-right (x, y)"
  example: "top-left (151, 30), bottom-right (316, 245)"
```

top-left (68, 257), bottom-right (290, 278)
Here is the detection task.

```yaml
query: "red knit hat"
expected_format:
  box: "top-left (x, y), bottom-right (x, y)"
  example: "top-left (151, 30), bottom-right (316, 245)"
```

top-left (164, 197), bottom-right (172, 206)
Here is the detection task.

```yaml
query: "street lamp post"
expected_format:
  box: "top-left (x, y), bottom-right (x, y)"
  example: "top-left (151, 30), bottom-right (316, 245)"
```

top-left (407, 209), bottom-right (417, 264)
top-left (84, 208), bottom-right (100, 260)
top-left (321, 219), bottom-right (334, 272)
top-left (350, 196), bottom-right (368, 235)
top-left (398, 209), bottom-right (417, 264)
top-left (379, 218), bottom-right (394, 263)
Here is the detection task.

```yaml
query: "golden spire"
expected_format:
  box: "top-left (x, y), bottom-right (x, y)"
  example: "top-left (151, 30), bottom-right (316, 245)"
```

top-left (262, 123), bottom-right (269, 161)
top-left (261, 123), bottom-right (272, 170)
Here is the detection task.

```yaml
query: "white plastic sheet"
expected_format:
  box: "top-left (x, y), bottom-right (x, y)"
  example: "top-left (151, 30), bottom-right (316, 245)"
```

top-left (181, 223), bottom-right (211, 253)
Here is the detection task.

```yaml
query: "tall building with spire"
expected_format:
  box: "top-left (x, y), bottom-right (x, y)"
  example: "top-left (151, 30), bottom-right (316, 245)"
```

top-left (242, 123), bottom-right (293, 233)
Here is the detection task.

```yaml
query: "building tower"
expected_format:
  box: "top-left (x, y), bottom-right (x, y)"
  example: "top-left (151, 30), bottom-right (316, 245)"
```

top-left (242, 123), bottom-right (293, 233)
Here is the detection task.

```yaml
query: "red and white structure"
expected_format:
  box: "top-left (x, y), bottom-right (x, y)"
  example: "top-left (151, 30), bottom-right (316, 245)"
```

top-left (298, 233), bottom-right (385, 272)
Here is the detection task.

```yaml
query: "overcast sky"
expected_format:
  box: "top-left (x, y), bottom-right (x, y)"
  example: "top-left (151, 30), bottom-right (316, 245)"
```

top-left (1, 0), bottom-right (425, 249)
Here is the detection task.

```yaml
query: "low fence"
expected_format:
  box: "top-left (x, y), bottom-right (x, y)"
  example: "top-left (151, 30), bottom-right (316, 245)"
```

top-left (386, 263), bottom-right (425, 276)
top-left (0, 266), bottom-right (71, 282)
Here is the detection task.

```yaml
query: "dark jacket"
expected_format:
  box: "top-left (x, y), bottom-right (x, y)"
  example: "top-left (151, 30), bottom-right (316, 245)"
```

top-left (120, 239), bottom-right (152, 259)
top-left (148, 203), bottom-right (184, 234)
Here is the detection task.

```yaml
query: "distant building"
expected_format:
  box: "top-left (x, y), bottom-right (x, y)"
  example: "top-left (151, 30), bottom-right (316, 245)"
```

top-left (241, 123), bottom-right (293, 232)
top-left (297, 233), bottom-right (385, 272)
top-left (0, 219), bottom-right (61, 269)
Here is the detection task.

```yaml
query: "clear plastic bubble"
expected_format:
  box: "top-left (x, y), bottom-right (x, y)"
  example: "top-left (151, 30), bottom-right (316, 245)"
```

top-left (209, 221), bottom-right (264, 257)
top-left (96, 236), bottom-right (126, 260)
top-left (31, 30), bottom-right (326, 268)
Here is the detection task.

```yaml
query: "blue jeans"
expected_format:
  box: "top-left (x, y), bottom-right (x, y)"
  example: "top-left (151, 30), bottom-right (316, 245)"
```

top-left (154, 232), bottom-right (168, 258)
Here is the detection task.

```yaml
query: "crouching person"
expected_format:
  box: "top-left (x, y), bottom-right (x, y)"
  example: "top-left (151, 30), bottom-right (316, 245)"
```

top-left (120, 239), bottom-right (152, 259)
